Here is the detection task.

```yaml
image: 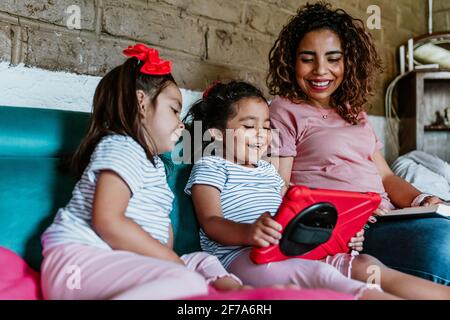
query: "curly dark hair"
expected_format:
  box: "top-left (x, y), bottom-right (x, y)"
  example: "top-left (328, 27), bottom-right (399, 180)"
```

top-left (267, 1), bottom-right (383, 124)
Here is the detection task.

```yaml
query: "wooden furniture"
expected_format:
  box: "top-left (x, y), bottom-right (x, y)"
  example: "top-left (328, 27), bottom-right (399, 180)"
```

top-left (397, 70), bottom-right (450, 162)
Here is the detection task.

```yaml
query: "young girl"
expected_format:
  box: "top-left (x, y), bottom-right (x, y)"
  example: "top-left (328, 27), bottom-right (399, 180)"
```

top-left (40, 44), bottom-right (244, 300)
top-left (267, 2), bottom-right (450, 285)
top-left (184, 80), bottom-right (450, 299)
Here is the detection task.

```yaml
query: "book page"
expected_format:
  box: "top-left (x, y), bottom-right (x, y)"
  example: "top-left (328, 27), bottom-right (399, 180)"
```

top-left (386, 204), bottom-right (450, 218)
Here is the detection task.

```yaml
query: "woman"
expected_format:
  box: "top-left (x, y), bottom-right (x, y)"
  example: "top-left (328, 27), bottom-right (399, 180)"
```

top-left (266, 2), bottom-right (449, 285)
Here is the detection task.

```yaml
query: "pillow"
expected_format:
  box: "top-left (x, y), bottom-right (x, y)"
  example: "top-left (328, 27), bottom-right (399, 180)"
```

top-left (0, 247), bottom-right (42, 300)
top-left (414, 43), bottom-right (450, 69)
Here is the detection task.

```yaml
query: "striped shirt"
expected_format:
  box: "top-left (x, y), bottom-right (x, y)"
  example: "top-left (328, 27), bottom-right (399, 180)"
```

top-left (41, 134), bottom-right (174, 252)
top-left (185, 156), bottom-right (284, 268)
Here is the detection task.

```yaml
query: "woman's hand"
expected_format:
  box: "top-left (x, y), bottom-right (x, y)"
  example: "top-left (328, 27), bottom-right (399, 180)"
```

top-left (420, 196), bottom-right (443, 207)
top-left (348, 229), bottom-right (365, 252)
top-left (247, 212), bottom-right (282, 248)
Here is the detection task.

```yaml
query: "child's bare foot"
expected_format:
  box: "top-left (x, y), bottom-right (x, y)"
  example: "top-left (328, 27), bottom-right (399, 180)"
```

top-left (211, 276), bottom-right (252, 292)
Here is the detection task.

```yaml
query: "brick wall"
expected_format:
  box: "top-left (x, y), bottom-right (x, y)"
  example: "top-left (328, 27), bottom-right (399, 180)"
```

top-left (0, 0), bottom-right (429, 115)
top-left (434, 0), bottom-right (450, 32)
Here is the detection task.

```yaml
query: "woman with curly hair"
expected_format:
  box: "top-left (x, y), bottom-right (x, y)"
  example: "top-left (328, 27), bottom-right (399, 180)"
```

top-left (268, 2), bottom-right (450, 285)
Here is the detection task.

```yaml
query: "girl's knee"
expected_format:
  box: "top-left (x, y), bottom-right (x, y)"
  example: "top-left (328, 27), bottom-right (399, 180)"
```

top-left (315, 261), bottom-right (343, 276)
top-left (200, 252), bottom-right (220, 263)
top-left (354, 254), bottom-right (382, 267)
top-left (294, 261), bottom-right (344, 288)
top-left (352, 254), bottom-right (384, 280)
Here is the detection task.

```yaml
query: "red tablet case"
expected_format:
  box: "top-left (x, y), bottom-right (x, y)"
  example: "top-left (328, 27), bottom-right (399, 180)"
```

top-left (250, 186), bottom-right (381, 264)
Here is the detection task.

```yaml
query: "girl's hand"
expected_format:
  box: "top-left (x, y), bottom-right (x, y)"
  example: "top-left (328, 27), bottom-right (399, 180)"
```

top-left (421, 196), bottom-right (442, 207)
top-left (348, 229), bottom-right (365, 252)
top-left (248, 212), bottom-right (282, 248)
top-left (367, 207), bottom-right (388, 224)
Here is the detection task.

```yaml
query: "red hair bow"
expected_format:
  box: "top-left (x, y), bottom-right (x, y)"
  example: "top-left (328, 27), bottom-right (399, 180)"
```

top-left (123, 44), bottom-right (172, 75)
top-left (203, 80), bottom-right (221, 99)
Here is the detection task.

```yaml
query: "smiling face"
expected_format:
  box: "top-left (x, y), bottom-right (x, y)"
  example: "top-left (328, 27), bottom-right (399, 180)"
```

top-left (138, 82), bottom-right (184, 154)
top-left (222, 97), bottom-right (271, 167)
top-left (295, 29), bottom-right (345, 108)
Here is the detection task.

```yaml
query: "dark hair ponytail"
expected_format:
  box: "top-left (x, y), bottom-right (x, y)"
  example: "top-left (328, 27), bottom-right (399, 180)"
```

top-left (71, 58), bottom-right (176, 178)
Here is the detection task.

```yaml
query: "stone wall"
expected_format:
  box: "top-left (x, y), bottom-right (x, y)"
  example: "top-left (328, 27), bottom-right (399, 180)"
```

top-left (434, 0), bottom-right (450, 32)
top-left (0, 0), bottom-right (430, 115)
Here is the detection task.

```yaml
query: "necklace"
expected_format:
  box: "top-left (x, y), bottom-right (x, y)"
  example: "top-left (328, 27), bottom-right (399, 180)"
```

top-left (307, 100), bottom-right (334, 119)
top-left (317, 107), bottom-right (333, 119)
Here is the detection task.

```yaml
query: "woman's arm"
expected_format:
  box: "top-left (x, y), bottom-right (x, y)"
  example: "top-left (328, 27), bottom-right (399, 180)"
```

top-left (266, 156), bottom-right (292, 196)
top-left (372, 151), bottom-right (421, 208)
top-left (191, 184), bottom-right (282, 247)
top-left (92, 170), bottom-right (183, 265)
top-left (272, 156), bottom-right (294, 188)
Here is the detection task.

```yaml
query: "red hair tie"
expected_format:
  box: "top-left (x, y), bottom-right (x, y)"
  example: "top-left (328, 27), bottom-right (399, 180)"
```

top-left (203, 80), bottom-right (221, 99)
top-left (123, 43), bottom-right (172, 75)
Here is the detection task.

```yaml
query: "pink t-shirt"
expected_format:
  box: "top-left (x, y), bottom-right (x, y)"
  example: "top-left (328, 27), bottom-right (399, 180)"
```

top-left (270, 96), bottom-right (394, 210)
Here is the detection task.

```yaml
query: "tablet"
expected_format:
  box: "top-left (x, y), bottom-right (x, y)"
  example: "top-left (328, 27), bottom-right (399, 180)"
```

top-left (250, 186), bottom-right (381, 264)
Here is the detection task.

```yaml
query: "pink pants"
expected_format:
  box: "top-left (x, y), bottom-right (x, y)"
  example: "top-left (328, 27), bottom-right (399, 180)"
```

top-left (227, 248), bottom-right (373, 298)
top-left (41, 243), bottom-right (240, 300)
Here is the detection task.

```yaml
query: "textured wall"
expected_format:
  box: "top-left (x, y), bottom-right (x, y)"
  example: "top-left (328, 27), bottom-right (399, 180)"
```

top-left (0, 0), bottom-right (429, 115)
top-left (434, 0), bottom-right (450, 32)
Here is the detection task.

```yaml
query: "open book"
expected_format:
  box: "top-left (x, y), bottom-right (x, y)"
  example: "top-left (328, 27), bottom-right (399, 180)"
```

top-left (383, 203), bottom-right (450, 219)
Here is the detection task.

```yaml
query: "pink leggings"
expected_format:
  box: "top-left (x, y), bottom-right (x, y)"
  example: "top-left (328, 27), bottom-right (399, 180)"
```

top-left (41, 243), bottom-right (240, 300)
top-left (227, 248), bottom-right (373, 298)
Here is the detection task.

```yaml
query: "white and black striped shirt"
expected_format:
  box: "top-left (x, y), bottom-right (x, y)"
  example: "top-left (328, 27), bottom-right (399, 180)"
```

top-left (185, 156), bottom-right (284, 268)
top-left (42, 135), bottom-right (174, 252)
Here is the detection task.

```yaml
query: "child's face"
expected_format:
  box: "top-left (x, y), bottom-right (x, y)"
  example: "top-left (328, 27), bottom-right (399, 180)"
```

top-left (139, 83), bottom-right (184, 154)
top-left (223, 97), bottom-right (271, 167)
top-left (295, 29), bottom-right (345, 108)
